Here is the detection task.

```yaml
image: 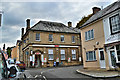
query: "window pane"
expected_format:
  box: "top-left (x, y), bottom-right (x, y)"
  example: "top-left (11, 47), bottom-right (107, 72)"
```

top-left (72, 54), bottom-right (76, 59)
top-left (61, 35), bottom-right (64, 42)
top-left (61, 54), bottom-right (65, 60)
top-left (110, 14), bottom-right (120, 33)
top-left (89, 51), bottom-right (93, 61)
top-left (49, 34), bottom-right (53, 41)
top-left (88, 30), bottom-right (90, 40)
top-left (36, 33), bottom-right (40, 40)
top-left (72, 50), bottom-right (76, 59)
top-left (94, 51), bottom-right (96, 60)
top-left (86, 51), bottom-right (96, 61)
top-left (86, 52), bottom-right (89, 61)
top-left (49, 54), bottom-right (53, 60)
top-left (91, 29), bottom-right (94, 39)
top-left (116, 45), bottom-right (120, 50)
top-left (72, 36), bottom-right (75, 42)
top-left (85, 32), bottom-right (87, 40)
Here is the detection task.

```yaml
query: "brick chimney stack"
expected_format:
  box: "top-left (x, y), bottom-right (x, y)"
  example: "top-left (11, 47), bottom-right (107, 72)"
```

top-left (68, 21), bottom-right (72, 27)
top-left (26, 19), bottom-right (30, 31)
top-left (3, 44), bottom-right (5, 51)
top-left (92, 7), bottom-right (101, 14)
top-left (21, 28), bottom-right (24, 38)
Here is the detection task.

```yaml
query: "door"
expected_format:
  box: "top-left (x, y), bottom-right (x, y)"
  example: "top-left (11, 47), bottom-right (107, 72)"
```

top-left (110, 51), bottom-right (116, 67)
top-left (35, 55), bottom-right (41, 67)
top-left (99, 49), bottom-right (106, 68)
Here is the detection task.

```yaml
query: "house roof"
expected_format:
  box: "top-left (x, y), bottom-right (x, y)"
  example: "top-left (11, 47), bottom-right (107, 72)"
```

top-left (30, 21), bottom-right (80, 34)
top-left (80, 1), bottom-right (120, 29)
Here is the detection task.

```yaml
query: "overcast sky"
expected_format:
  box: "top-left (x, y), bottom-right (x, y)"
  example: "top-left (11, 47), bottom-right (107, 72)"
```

top-left (0, 0), bottom-right (118, 49)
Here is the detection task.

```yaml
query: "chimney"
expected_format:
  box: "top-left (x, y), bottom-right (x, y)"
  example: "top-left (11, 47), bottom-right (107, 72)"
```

top-left (21, 28), bottom-right (24, 37)
top-left (26, 19), bottom-right (30, 31)
top-left (3, 44), bottom-right (5, 51)
top-left (92, 7), bottom-right (101, 14)
top-left (68, 21), bottom-right (72, 27)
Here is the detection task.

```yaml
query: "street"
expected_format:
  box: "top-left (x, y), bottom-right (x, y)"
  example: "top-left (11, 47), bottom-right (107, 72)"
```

top-left (25, 66), bottom-right (94, 80)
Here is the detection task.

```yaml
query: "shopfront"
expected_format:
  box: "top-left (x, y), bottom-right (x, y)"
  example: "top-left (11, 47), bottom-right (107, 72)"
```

top-left (106, 43), bottom-right (120, 69)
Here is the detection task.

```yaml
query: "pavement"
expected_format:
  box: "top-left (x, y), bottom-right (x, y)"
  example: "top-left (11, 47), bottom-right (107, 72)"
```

top-left (76, 68), bottom-right (120, 78)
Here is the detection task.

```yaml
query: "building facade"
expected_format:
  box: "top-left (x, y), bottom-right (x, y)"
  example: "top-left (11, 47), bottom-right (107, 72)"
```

top-left (80, 1), bottom-right (120, 70)
top-left (11, 40), bottom-right (21, 61)
top-left (20, 20), bottom-right (81, 68)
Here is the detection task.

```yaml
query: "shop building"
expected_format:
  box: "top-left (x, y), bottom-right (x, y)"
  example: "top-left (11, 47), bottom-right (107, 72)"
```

top-left (20, 19), bottom-right (81, 68)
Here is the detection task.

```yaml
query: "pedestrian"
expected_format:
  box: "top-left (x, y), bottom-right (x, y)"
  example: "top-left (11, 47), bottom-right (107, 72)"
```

top-left (53, 61), bottom-right (56, 67)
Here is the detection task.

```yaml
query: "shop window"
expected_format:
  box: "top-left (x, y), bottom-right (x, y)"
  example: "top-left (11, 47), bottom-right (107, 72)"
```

top-left (72, 50), bottom-right (76, 60)
top-left (60, 50), bottom-right (65, 60)
top-left (48, 49), bottom-right (53, 60)
top-left (116, 45), bottom-right (120, 61)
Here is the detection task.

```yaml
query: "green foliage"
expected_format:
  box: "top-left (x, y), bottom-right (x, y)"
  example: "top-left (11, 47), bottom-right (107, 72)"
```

top-left (76, 14), bottom-right (93, 28)
top-left (6, 47), bottom-right (12, 58)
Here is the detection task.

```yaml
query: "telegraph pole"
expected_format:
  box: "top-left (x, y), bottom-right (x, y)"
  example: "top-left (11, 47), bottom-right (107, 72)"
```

top-left (0, 0), bottom-right (3, 49)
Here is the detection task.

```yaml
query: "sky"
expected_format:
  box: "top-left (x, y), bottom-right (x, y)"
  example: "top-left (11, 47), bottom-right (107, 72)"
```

top-left (0, 0), bottom-right (118, 49)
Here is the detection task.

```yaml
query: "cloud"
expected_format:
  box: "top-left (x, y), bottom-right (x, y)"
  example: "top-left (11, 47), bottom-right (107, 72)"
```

top-left (0, 1), bottom-right (117, 49)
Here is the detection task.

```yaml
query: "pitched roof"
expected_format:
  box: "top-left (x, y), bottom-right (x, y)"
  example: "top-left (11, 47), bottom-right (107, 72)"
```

top-left (30, 21), bottom-right (80, 33)
top-left (80, 1), bottom-right (120, 29)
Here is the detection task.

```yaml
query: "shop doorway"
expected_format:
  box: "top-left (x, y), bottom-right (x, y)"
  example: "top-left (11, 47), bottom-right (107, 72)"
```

top-left (35, 55), bottom-right (41, 67)
top-left (110, 51), bottom-right (116, 67)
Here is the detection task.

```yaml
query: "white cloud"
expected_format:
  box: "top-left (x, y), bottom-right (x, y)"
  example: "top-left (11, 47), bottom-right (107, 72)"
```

top-left (0, 1), bottom-right (118, 48)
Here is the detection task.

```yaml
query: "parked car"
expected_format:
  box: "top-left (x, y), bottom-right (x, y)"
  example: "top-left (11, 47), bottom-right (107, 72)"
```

top-left (16, 61), bottom-right (26, 70)
top-left (0, 49), bottom-right (8, 79)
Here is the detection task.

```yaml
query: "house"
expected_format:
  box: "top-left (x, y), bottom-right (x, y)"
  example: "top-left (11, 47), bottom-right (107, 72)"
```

top-left (11, 40), bottom-right (21, 61)
top-left (79, 1), bottom-right (120, 70)
top-left (19, 19), bottom-right (81, 68)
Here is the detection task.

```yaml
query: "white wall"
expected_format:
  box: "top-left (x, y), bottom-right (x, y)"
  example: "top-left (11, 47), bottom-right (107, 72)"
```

top-left (103, 10), bottom-right (120, 44)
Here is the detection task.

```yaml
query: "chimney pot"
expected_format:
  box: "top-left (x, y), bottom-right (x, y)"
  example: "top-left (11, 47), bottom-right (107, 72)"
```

top-left (68, 21), bottom-right (72, 27)
top-left (92, 7), bottom-right (101, 14)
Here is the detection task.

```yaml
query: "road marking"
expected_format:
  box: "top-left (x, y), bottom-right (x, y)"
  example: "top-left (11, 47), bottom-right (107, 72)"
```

top-left (28, 75), bottom-right (32, 78)
top-left (35, 75), bottom-right (38, 78)
top-left (41, 72), bottom-right (43, 74)
top-left (43, 75), bottom-right (47, 80)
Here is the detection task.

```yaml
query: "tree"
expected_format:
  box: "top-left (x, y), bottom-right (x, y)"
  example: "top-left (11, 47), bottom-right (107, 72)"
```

top-left (6, 47), bottom-right (12, 58)
top-left (76, 14), bottom-right (93, 28)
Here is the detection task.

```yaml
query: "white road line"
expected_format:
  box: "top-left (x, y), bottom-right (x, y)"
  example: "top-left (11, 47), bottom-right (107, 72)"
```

top-left (43, 76), bottom-right (47, 80)
top-left (35, 75), bottom-right (38, 78)
top-left (41, 72), bottom-right (43, 74)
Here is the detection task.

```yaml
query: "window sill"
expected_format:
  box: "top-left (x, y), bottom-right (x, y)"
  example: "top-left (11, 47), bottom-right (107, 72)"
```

top-left (35, 40), bottom-right (41, 41)
top-left (61, 59), bottom-right (65, 61)
top-left (49, 41), bottom-right (54, 43)
top-left (48, 59), bottom-right (54, 61)
top-left (72, 59), bottom-right (76, 60)
top-left (61, 41), bottom-right (65, 43)
top-left (86, 60), bottom-right (97, 62)
top-left (72, 42), bottom-right (75, 43)
top-left (85, 38), bottom-right (94, 42)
